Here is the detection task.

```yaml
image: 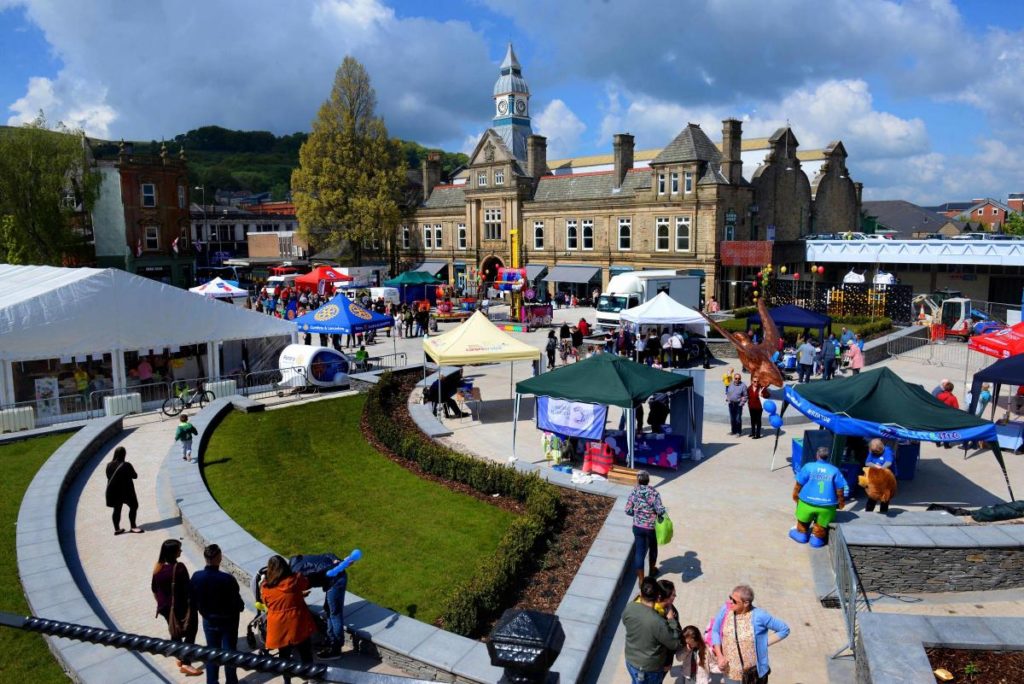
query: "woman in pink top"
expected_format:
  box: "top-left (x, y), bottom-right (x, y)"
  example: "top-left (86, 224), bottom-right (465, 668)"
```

top-left (136, 358), bottom-right (154, 381)
top-left (844, 342), bottom-right (864, 374)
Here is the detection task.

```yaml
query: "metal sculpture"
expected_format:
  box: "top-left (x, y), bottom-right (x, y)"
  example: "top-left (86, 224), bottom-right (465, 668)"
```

top-left (702, 297), bottom-right (785, 388)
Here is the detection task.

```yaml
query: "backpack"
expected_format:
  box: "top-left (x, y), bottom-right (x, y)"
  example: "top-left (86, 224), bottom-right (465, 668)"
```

top-left (546, 337), bottom-right (557, 352)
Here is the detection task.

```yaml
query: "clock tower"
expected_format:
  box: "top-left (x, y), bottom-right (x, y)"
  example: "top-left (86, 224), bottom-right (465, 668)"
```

top-left (492, 43), bottom-right (532, 162)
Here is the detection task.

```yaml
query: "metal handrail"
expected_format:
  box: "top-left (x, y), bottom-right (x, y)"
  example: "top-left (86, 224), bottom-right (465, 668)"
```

top-left (0, 393), bottom-right (90, 428)
top-left (88, 381), bottom-right (172, 417)
top-left (829, 526), bottom-right (868, 659)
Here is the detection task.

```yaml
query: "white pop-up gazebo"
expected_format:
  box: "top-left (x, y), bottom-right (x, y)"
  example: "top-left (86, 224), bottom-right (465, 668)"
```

top-left (0, 265), bottom-right (296, 404)
top-left (189, 277), bottom-right (250, 301)
top-left (619, 291), bottom-right (708, 335)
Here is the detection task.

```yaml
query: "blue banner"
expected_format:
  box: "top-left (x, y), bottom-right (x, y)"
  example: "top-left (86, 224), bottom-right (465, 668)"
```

top-left (537, 396), bottom-right (608, 441)
top-left (784, 385), bottom-right (997, 443)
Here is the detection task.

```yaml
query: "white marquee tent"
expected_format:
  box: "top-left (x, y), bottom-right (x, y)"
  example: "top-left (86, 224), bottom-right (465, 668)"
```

top-left (619, 291), bottom-right (708, 335)
top-left (0, 265), bottom-right (295, 403)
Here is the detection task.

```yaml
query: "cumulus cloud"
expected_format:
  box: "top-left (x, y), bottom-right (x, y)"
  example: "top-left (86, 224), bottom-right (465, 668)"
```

top-left (4, 0), bottom-right (496, 144)
top-left (532, 99), bottom-right (585, 159)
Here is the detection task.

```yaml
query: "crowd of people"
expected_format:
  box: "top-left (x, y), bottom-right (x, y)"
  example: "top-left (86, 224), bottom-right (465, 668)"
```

top-left (544, 318), bottom-right (713, 371)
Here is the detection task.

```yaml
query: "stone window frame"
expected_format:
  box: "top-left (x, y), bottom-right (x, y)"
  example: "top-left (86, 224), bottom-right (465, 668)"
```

top-left (684, 171), bottom-right (693, 194)
top-left (141, 182), bottom-right (157, 208)
top-left (618, 217), bottom-right (632, 251)
top-left (434, 224), bottom-right (443, 249)
top-left (177, 184), bottom-right (186, 209)
top-left (582, 219), bottom-right (594, 250)
top-left (566, 219), bottom-right (578, 250)
top-left (402, 225), bottom-right (411, 249)
top-left (657, 174), bottom-right (666, 195)
top-left (655, 217), bottom-right (670, 252)
top-left (484, 208), bottom-right (503, 241)
top-left (671, 172), bottom-right (679, 195)
top-left (676, 216), bottom-right (692, 252)
top-left (478, 172), bottom-right (488, 188)
top-left (144, 225), bottom-right (160, 251)
top-left (533, 220), bottom-right (544, 250)
top-left (457, 223), bottom-right (467, 250)
top-left (725, 223), bottom-right (735, 241)
top-left (423, 223), bottom-right (433, 250)
top-left (495, 169), bottom-right (505, 186)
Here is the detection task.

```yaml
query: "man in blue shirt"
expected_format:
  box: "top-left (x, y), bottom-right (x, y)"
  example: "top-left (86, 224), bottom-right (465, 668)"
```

top-left (821, 334), bottom-right (838, 380)
top-left (190, 544), bottom-right (244, 684)
top-left (840, 326), bottom-right (855, 347)
top-left (789, 447), bottom-right (849, 548)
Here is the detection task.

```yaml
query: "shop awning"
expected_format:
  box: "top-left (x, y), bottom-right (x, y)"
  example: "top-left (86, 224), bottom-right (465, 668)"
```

top-left (413, 261), bottom-right (448, 276)
top-left (525, 264), bottom-right (548, 281)
top-left (545, 264), bottom-right (601, 284)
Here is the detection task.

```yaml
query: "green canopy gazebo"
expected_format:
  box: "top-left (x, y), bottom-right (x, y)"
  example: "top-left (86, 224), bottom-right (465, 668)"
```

top-left (514, 354), bottom-right (693, 467)
top-left (384, 271), bottom-right (443, 287)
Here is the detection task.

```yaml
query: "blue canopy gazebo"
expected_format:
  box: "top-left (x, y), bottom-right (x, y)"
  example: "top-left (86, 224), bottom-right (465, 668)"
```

top-left (293, 296), bottom-right (396, 356)
top-left (747, 304), bottom-right (832, 340)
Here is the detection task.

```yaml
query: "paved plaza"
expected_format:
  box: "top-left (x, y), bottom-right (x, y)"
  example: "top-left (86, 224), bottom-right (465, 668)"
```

top-left (34, 306), bottom-right (1024, 683)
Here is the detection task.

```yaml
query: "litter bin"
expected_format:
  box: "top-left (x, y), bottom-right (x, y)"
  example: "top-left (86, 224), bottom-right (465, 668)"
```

top-left (893, 440), bottom-right (920, 481)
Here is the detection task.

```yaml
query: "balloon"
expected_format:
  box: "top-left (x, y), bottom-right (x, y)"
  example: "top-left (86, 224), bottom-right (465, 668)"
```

top-left (763, 399), bottom-right (777, 414)
top-left (770, 414), bottom-right (784, 429)
top-left (757, 272), bottom-right (762, 278)
top-left (818, 266), bottom-right (825, 275)
top-left (326, 549), bottom-right (363, 577)
top-left (793, 272), bottom-right (801, 280)
top-left (753, 290), bottom-right (759, 297)
top-left (780, 266), bottom-right (788, 274)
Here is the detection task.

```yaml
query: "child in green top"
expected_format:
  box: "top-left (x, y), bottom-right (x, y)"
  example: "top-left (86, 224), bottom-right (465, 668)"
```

top-left (174, 414), bottom-right (198, 462)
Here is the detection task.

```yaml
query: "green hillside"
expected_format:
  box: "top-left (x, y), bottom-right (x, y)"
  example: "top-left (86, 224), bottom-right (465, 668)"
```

top-left (88, 125), bottom-right (468, 201)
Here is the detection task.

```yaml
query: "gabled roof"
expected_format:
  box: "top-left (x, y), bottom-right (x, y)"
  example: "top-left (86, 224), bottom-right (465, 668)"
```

top-left (861, 200), bottom-right (964, 237)
top-left (927, 201), bottom-right (975, 213)
top-left (0, 265), bottom-right (294, 362)
top-left (532, 168), bottom-right (651, 203)
top-left (423, 184), bottom-right (465, 209)
top-left (966, 198), bottom-right (1012, 214)
top-left (698, 162), bottom-right (729, 186)
top-left (651, 124), bottom-right (722, 166)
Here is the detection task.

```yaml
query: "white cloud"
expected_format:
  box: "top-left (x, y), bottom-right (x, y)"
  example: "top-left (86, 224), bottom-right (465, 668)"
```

top-left (7, 74), bottom-right (117, 137)
top-left (532, 99), bottom-right (585, 159)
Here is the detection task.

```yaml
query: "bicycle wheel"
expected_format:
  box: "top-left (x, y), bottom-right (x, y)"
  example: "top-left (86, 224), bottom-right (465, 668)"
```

top-left (198, 391), bottom-right (215, 408)
top-left (162, 396), bottom-right (185, 417)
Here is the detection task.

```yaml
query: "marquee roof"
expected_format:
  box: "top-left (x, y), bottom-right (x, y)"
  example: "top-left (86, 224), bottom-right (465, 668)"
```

top-left (423, 311), bottom-right (540, 365)
top-left (0, 265), bottom-right (294, 362)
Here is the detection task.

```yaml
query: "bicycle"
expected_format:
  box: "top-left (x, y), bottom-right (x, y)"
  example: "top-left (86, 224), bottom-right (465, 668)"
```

top-left (162, 384), bottom-right (215, 417)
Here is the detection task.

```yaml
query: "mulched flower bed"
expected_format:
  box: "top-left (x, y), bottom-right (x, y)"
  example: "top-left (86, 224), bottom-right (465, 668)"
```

top-left (360, 374), bottom-right (614, 636)
top-left (926, 647), bottom-right (1024, 684)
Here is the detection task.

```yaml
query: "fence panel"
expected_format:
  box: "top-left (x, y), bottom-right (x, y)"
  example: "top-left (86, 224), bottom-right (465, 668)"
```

top-left (242, 366), bottom-right (309, 401)
top-left (830, 526), bottom-right (868, 659)
top-left (0, 393), bottom-right (90, 430)
top-left (360, 352), bottom-right (408, 372)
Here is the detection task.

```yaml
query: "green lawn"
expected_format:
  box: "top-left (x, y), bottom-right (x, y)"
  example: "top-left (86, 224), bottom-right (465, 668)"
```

top-left (0, 432), bottom-right (73, 683)
top-left (203, 396), bottom-right (517, 623)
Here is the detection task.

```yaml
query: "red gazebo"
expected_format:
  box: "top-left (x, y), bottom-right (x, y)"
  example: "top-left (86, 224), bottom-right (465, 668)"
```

top-left (295, 266), bottom-right (353, 289)
top-left (969, 322), bottom-right (1024, 359)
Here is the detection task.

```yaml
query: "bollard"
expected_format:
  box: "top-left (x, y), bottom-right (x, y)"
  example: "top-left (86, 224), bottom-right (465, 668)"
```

top-left (487, 609), bottom-right (564, 684)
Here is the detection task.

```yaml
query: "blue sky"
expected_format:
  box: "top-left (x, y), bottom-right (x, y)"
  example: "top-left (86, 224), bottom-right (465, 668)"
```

top-left (2, 0), bottom-right (1023, 205)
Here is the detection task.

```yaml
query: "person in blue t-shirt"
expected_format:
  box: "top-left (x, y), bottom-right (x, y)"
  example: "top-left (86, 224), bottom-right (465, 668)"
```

top-left (864, 438), bottom-right (895, 513)
top-left (789, 446), bottom-right (849, 548)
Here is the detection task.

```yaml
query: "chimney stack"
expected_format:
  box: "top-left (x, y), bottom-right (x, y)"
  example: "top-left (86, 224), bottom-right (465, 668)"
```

top-left (613, 134), bottom-right (634, 189)
top-left (721, 119), bottom-right (743, 185)
top-left (422, 152), bottom-right (441, 199)
top-left (527, 135), bottom-right (547, 181)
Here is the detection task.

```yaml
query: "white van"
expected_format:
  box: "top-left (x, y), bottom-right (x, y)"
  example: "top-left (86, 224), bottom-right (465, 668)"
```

top-left (369, 287), bottom-right (400, 305)
top-left (265, 274), bottom-right (298, 298)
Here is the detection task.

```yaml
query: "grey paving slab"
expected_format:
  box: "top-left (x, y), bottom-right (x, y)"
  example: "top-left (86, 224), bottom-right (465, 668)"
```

top-left (77, 649), bottom-right (162, 683)
top-left (586, 539), bottom-right (634, 560)
top-left (577, 554), bottom-right (629, 580)
top-left (556, 617), bottom-right (600, 655)
top-left (184, 507), bottom-right (228, 529)
top-left (921, 525), bottom-right (980, 547)
top-left (16, 537), bottom-right (62, 560)
top-left (25, 573), bottom-right (85, 612)
top-left (18, 550), bottom-right (69, 577)
top-left (198, 518), bottom-right (245, 539)
top-left (451, 641), bottom-right (507, 682)
top-left (346, 600), bottom-right (400, 638)
top-left (221, 540), bottom-right (275, 570)
top-left (35, 596), bottom-right (98, 623)
top-left (858, 614), bottom-right (936, 684)
top-left (993, 524), bottom-right (1024, 544)
top-left (959, 525), bottom-right (1019, 547)
top-left (596, 523), bottom-right (635, 545)
top-left (555, 594), bottom-right (610, 625)
top-left (408, 629), bottom-right (477, 671)
top-left (60, 639), bottom-right (122, 672)
top-left (21, 567), bottom-right (75, 594)
top-left (373, 615), bottom-right (438, 654)
top-left (883, 525), bottom-right (935, 547)
top-left (550, 646), bottom-right (587, 684)
top-left (925, 615), bottom-right (1002, 648)
top-left (979, 617), bottom-right (1024, 647)
top-left (15, 515), bottom-right (58, 535)
top-left (566, 574), bottom-right (619, 601)
top-left (840, 524), bottom-right (895, 546)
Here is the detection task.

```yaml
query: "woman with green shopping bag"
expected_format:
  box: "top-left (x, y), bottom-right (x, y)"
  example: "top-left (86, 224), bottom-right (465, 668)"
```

top-left (625, 470), bottom-right (668, 585)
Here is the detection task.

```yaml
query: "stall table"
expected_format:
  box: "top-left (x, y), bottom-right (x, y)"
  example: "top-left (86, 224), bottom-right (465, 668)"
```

top-left (604, 429), bottom-right (686, 470)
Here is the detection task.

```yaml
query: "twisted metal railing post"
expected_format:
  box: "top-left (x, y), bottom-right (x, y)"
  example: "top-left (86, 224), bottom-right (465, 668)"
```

top-left (0, 612), bottom-right (430, 684)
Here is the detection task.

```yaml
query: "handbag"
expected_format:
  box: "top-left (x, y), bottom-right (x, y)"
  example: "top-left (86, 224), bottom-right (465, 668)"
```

top-left (167, 563), bottom-right (191, 640)
top-left (655, 512), bottom-right (674, 545)
top-left (733, 611), bottom-right (760, 684)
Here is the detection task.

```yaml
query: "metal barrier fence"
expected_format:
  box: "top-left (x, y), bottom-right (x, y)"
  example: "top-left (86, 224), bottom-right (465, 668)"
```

top-left (240, 366), bottom-right (310, 401)
top-left (361, 352), bottom-right (408, 372)
top-left (88, 381), bottom-right (173, 417)
top-left (0, 612), bottom-right (430, 683)
top-left (886, 332), bottom-right (997, 372)
top-left (0, 393), bottom-right (91, 430)
top-left (829, 526), bottom-right (868, 659)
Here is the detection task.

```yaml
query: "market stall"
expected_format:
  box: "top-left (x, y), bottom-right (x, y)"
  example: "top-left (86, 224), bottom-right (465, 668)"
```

top-left (189, 277), bottom-right (250, 304)
top-left (293, 295), bottom-right (395, 358)
top-left (747, 304), bottom-right (832, 341)
top-left (513, 354), bottom-right (695, 468)
top-left (968, 353), bottom-right (1024, 450)
top-left (385, 271), bottom-right (443, 306)
top-left (620, 291), bottom-right (708, 335)
top-left (295, 266), bottom-right (353, 291)
top-left (779, 368), bottom-right (1013, 500)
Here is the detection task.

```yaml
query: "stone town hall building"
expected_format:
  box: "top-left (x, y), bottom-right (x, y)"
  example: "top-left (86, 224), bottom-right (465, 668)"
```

top-left (401, 45), bottom-right (861, 307)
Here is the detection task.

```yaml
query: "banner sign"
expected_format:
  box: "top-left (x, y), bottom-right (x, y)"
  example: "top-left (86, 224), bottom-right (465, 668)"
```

top-left (536, 396), bottom-right (608, 441)
top-left (784, 385), bottom-right (997, 443)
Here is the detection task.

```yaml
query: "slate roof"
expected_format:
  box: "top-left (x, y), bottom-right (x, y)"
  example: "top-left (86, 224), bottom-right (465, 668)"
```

top-left (533, 169), bottom-right (650, 203)
top-left (698, 163), bottom-right (729, 185)
top-left (650, 124), bottom-right (722, 166)
top-left (966, 198), bottom-right (1012, 213)
top-left (862, 200), bottom-right (964, 237)
top-left (423, 185), bottom-right (466, 209)
top-left (927, 201), bottom-right (974, 213)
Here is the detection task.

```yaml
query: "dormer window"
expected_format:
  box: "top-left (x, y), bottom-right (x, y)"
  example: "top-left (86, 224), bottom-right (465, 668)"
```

top-left (478, 173), bottom-right (487, 187)
top-left (684, 172), bottom-right (693, 194)
top-left (495, 170), bottom-right (504, 186)
top-left (671, 172), bottom-right (679, 194)
top-left (658, 174), bottom-right (666, 195)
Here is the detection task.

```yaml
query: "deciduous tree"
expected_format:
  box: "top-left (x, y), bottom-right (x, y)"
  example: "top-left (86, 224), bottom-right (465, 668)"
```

top-left (0, 114), bottom-right (100, 265)
top-left (1003, 211), bottom-right (1024, 236)
top-left (291, 56), bottom-right (406, 264)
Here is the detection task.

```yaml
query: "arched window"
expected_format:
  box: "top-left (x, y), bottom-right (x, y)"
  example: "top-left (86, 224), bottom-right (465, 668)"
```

top-left (402, 225), bottom-right (410, 249)
top-left (534, 221), bottom-right (544, 249)
top-left (618, 218), bottom-right (631, 251)
top-left (675, 217), bottom-right (691, 251)
top-left (566, 219), bottom-right (578, 250)
top-left (582, 219), bottom-right (594, 250)
top-left (656, 217), bottom-right (670, 251)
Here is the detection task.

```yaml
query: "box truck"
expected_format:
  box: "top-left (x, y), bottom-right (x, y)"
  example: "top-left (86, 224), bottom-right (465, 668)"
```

top-left (595, 271), bottom-right (701, 330)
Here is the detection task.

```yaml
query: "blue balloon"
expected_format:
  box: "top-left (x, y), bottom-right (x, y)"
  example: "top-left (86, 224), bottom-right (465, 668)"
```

top-left (763, 399), bottom-right (777, 415)
top-left (769, 414), bottom-right (784, 429)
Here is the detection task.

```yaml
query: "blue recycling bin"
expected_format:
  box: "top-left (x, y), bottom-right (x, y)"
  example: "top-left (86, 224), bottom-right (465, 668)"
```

top-left (893, 441), bottom-right (920, 481)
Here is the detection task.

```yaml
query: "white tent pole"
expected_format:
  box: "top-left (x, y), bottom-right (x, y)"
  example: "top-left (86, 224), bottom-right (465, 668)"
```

top-left (206, 342), bottom-right (216, 379)
top-left (112, 350), bottom-right (126, 391)
top-left (0, 360), bottom-right (13, 405)
top-left (510, 362), bottom-right (514, 399)
top-left (628, 407), bottom-right (636, 469)
top-left (511, 393), bottom-right (521, 461)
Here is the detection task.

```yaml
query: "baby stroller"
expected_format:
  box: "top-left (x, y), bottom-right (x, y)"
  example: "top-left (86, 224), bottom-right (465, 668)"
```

top-left (247, 560), bottom-right (332, 656)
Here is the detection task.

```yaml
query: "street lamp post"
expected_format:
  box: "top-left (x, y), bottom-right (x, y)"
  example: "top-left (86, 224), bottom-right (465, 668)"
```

top-left (194, 185), bottom-right (210, 266)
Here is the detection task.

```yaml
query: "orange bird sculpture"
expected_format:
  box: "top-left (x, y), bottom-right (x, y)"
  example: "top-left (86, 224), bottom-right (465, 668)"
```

top-left (701, 298), bottom-right (786, 388)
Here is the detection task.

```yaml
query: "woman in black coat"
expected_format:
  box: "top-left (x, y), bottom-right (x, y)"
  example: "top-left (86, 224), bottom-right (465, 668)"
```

top-left (105, 446), bottom-right (143, 534)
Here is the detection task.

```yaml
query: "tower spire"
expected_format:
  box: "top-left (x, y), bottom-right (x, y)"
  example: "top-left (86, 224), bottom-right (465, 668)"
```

top-left (492, 42), bottom-right (532, 162)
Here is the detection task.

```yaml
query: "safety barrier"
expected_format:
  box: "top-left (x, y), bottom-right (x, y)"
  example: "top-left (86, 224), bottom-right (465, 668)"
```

top-left (886, 333), bottom-right (996, 371)
top-left (240, 366), bottom-right (310, 401)
top-left (359, 352), bottom-right (408, 372)
top-left (89, 381), bottom-right (172, 417)
top-left (0, 393), bottom-right (90, 430)
top-left (829, 526), bottom-right (869, 659)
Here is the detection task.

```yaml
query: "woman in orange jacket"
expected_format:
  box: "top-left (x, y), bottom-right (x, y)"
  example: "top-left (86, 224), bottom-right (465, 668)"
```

top-left (262, 555), bottom-right (318, 679)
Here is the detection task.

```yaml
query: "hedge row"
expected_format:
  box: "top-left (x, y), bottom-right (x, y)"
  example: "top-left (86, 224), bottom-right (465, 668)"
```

top-left (364, 373), bottom-right (561, 637)
top-left (712, 316), bottom-right (893, 340)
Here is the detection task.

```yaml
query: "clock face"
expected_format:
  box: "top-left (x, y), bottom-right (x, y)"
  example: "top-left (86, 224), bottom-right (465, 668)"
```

top-left (515, 99), bottom-right (526, 115)
top-left (497, 100), bottom-right (508, 115)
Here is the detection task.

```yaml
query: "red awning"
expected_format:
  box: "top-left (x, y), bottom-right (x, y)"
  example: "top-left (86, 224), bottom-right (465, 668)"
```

top-left (720, 241), bottom-right (773, 267)
top-left (969, 322), bottom-right (1024, 359)
top-left (295, 266), bottom-right (353, 287)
